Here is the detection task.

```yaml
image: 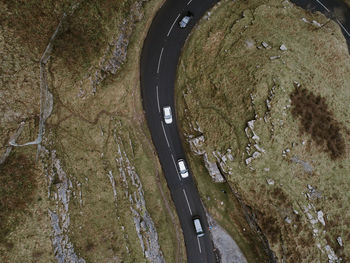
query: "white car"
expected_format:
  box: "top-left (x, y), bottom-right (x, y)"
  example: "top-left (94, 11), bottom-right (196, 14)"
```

top-left (179, 12), bottom-right (193, 28)
top-left (177, 159), bottom-right (189, 178)
top-left (192, 216), bottom-right (205, 237)
top-left (163, 106), bottom-right (173, 124)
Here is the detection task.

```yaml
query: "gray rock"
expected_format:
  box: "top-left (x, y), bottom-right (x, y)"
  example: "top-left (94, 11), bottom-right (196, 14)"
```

top-left (262, 42), bottom-right (269, 48)
top-left (47, 151), bottom-right (85, 263)
top-left (337, 237), bottom-right (343, 247)
top-left (291, 156), bottom-right (313, 173)
top-left (317, 210), bottom-right (325, 226)
top-left (188, 135), bottom-right (205, 155)
top-left (203, 153), bottom-right (225, 182)
top-left (266, 178), bottom-right (275, 185)
top-left (206, 213), bottom-right (247, 263)
top-left (279, 44), bottom-right (288, 51)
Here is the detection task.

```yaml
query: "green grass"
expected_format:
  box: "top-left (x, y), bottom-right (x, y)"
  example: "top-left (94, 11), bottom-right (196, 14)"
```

top-left (176, 0), bottom-right (350, 261)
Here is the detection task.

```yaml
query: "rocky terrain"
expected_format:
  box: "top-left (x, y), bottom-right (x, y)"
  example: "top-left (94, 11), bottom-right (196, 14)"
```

top-left (1, 0), bottom-right (186, 262)
top-left (176, 0), bottom-right (350, 261)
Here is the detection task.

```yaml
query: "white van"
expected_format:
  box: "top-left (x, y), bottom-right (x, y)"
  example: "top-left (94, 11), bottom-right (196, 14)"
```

top-left (192, 216), bottom-right (205, 237)
top-left (177, 159), bottom-right (189, 178)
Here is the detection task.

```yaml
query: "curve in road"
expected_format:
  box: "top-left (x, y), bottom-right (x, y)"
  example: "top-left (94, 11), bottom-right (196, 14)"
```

top-left (291, 0), bottom-right (350, 50)
top-left (140, 0), bottom-right (350, 262)
top-left (140, 0), bottom-right (218, 262)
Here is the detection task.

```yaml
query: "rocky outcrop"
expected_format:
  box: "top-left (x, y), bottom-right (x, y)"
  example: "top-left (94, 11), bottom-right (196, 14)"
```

top-left (113, 128), bottom-right (165, 263)
top-left (206, 213), bottom-right (247, 263)
top-left (203, 153), bottom-right (225, 182)
top-left (91, 0), bottom-right (146, 92)
top-left (45, 150), bottom-right (85, 263)
top-left (187, 123), bottom-right (236, 182)
top-left (244, 119), bottom-right (265, 167)
top-left (302, 203), bottom-right (341, 262)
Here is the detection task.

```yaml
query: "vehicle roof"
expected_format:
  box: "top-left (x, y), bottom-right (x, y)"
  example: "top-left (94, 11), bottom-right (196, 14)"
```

top-left (163, 106), bottom-right (171, 114)
top-left (193, 218), bottom-right (203, 232)
top-left (178, 159), bottom-right (186, 169)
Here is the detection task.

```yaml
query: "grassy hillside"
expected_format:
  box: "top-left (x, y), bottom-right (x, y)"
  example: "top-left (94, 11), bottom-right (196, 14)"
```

top-left (1, 0), bottom-right (186, 262)
top-left (175, 0), bottom-right (350, 261)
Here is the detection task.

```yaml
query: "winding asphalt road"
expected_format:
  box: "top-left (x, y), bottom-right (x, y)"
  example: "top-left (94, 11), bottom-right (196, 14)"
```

top-left (140, 0), bottom-right (218, 262)
top-left (292, 0), bottom-right (350, 50)
top-left (140, 0), bottom-right (350, 262)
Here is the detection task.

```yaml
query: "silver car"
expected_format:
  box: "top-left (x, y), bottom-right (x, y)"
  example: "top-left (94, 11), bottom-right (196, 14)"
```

top-left (177, 159), bottom-right (189, 178)
top-left (179, 12), bottom-right (193, 28)
top-left (163, 106), bottom-right (173, 124)
top-left (192, 216), bottom-right (205, 237)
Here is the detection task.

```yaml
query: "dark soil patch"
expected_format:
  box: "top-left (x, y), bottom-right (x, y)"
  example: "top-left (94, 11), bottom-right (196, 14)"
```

top-left (290, 87), bottom-right (345, 160)
top-left (0, 151), bottom-right (38, 248)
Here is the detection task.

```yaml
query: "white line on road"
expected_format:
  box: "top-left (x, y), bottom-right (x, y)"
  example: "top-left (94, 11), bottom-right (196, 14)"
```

top-left (314, 0), bottom-right (330, 12)
top-left (157, 47), bottom-right (164, 74)
top-left (336, 18), bottom-right (350, 37)
top-left (197, 236), bottom-right (202, 253)
top-left (183, 189), bottom-right (192, 215)
top-left (187, 0), bottom-right (193, 6)
top-left (161, 122), bottom-right (170, 148)
top-left (171, 154), bottom-right (181, 180)
top-left (156, 85), bottom-right (160, 112)
top-left (167, 14), bottom-right (181, 37)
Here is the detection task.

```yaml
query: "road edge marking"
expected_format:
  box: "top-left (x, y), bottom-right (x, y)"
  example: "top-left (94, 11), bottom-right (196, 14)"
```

top-left (314, 0), bottom-right (330, 12)
top-left (161, 121), bottom-right (170, 148)
top-left (171, 154), bottom-right (181, 180)
top-left (156, 85), bottom-right (160, 112)
top-left (183, 189), bottom-right (193, 215)
top-left (197, 236), bottom-right (202, 253)
top-left (157, 47), bottom-right (164, 74)
top-left (336, 18), bottom-right (350, 37)
top-left (167, 14), bottom-right (181, 37)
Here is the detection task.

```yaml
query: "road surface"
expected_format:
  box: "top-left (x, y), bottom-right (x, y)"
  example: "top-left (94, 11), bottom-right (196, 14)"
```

top-left (140, 0), bottom-right (350, 262)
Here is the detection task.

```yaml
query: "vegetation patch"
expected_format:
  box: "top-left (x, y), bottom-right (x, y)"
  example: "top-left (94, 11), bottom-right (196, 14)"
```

top-left (176, 0), bottom-right (350, 261)
top-left (1, 0), bottom-right (185, 262)
top-left (290, 87), bottom-right (346, 159)
top-left (0, 150), bottom-right (37, 248)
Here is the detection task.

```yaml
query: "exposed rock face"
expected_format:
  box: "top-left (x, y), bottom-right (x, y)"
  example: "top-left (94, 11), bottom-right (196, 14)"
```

top-left (46, 150), bottom-right (85, 263)
top-left (187, 132), bottom-right (229, 182)
top-left (206, 213), bottom-right (247, 263)
top-left (113, 129), bottom-right (165, 263)
top-left (303, 204), bottom-right (341, 262)
top-left (188, 135), bottom-right (206, 155)
top-left (49, 210), bottom-right (85, 263)
top-left (91, 0), bottom-right (146, 92)
top-left (244, 119), bottom-right (265, 167)
top-left (203, 153), bottom-right (225, 182)
top-left (92, 26), bottom-right (129, 90)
